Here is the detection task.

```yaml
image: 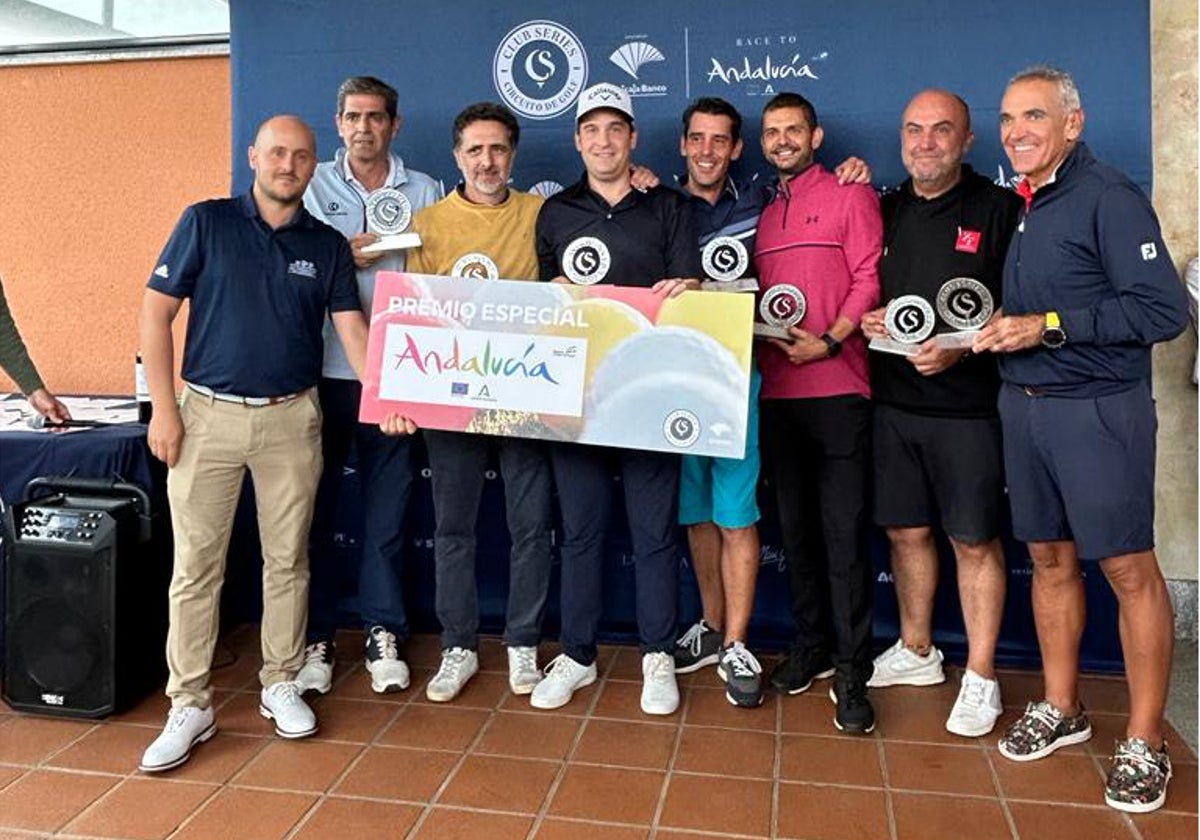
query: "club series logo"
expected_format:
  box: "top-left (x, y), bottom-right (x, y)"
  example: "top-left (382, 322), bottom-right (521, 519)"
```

top-left (935, 277), bottom-right (993, 331)
top-left (494, 20), bottom-right (588, 120)
top-left (562, 237), bottom-right (611, 285)
top-left (885, 294), bottom-right (935, 344)
top-left (760, 283), bottom-right (806, 328)
top-left (365, 188), bottom-right (412, 234)
top-left (663, 409), bottom-right (701, 448)
top-left (452, 253), bottom-right (500, 281)
top-left (701, 236), bottom-right (750, 283)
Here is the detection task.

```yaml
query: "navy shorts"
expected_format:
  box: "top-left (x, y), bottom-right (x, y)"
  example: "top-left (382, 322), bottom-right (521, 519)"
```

top-left (872, 405), bottom-right (1004, 545)
top-left (998, 381), bottom-right (1157, 561)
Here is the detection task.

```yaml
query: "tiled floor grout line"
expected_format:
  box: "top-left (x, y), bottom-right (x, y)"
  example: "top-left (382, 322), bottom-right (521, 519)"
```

top-left (646, 680), bottom-right (689, 838)
top-left (771, 690), bottom-right (783, 839)
top-left (525, 648), bottom-right (619, 837)
top-left (278, 683), bottom-right (410, 840)
top-left (401, 677), bottom-right (509, 840)
top-left (874, 725), bottom-right (898, 840)
top-left (978, 728), bottom-right (1021, 840)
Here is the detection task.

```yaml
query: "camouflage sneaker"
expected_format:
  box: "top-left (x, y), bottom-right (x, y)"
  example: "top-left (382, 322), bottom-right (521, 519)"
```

top-left (1105, 737), bottom-right (1172, 813)
top-left (997, 700), bottom-right (1092, 761)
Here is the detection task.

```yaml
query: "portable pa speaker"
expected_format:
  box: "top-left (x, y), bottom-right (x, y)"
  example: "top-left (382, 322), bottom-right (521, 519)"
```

top-left (2, 477), bottom-right (167, 717)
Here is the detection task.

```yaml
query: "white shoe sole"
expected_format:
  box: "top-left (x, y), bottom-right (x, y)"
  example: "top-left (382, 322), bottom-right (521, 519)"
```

top-left (866, 670), bottom-right (946, 688)
top-left (640, 696), bottom-right (680, 716)
top-left (998, 726), bottom-right (1092, 761)
top-left (425, 670), bottom-right (478, 703)
top-left (530, 671), bottom-right (596, 710)
top-left (259, 706), bottom-right (317, 739)
top-left (1105, 771), bottom-right (1171, 814)
top-left (509, 678), bottom-right (540, 696)
top-left (946, 713), bottom-right (1001, 738)
top-left (674, 652), bottom-right (720, 674)
top-left (138, 723), bottom-right (216, 773)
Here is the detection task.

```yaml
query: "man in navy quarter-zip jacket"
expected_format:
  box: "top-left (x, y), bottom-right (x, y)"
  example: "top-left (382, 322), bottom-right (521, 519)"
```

top-left (299, 76), bottom-right (442, 698)
top-left (974, 65), bottom-right (1188, 815)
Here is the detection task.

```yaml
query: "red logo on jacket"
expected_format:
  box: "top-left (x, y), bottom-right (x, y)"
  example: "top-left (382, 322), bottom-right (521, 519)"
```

top-left (955, 227), bottom-right (981, 254)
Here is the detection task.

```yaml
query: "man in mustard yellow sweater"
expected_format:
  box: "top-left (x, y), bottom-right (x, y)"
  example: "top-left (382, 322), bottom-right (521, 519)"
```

top-left (405, 102), bottom-right (553, 702)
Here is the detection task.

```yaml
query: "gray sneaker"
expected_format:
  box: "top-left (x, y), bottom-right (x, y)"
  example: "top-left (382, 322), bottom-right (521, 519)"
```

top-left (425, 648), bottom-right (479, 703)
top-left (295, 640), bottom-right (334, 695)
top-left (998, 700), bottom-right (1091, 761)
top-left (674, 619), bottom-right (722, 674)
top-left (717, 642), bottom-right (764, 708)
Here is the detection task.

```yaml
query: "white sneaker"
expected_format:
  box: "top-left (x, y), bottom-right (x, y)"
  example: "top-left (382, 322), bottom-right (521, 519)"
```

top-left (867, 638), bottom-right (946, 688)
top-left (641, 651), bottom-right (680, 716)
top-left (295, 640), bottom-right (334, 695)
top-left (260, 681), bottom-right (317, 738)
top-left (425, 647), bottom-right (479, 702)
top-left (139, 705), bottom-right (215, 773)
top-left (530, 654), bottom-right (597, 710)
top-left (507, 646), bottom-right (541, 695)
top-left (365, 626), bottom-right (410, 693)
top-left (945, 668), bottom-right (1003, 737)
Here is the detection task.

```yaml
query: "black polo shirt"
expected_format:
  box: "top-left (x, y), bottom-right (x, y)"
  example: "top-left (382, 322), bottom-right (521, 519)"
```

top-left (148, 192), bottom-right (359, 397)
top-left (872, 168), bottom-right (1022, 417)
top-left (535, 177), bottom-right (701, 286)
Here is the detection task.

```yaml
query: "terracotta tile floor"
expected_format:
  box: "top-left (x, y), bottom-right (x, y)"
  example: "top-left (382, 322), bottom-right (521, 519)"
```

top-left (0, 625), bottom-right (1195, 840)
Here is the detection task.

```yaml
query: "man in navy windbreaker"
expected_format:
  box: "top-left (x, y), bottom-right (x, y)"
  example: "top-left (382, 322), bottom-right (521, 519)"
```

top-left (974, 65), bottom-right (1188, 815)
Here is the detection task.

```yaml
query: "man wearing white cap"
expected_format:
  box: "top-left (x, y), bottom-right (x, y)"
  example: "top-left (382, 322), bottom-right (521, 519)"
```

top-left (532, 82), bottom-right (701, 715)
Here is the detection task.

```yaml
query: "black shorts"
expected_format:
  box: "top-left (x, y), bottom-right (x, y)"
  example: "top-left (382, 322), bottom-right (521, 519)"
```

top-left (872, 404), bottom-right (1004, 544)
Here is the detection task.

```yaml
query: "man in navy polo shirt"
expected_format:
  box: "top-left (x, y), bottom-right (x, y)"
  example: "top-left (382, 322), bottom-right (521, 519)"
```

top-left (138, 115), bottom-right (375, 773)
top-left (298, 76), bottom-right (441, 698)
top-left (974, 66), bottom-right (1188, 813)
top-left (532, 83), bottom-right (700, 716)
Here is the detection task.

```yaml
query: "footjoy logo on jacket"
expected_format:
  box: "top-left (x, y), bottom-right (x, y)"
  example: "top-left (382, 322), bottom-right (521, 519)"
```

top-left (288, 260), bottom-right (318, 279)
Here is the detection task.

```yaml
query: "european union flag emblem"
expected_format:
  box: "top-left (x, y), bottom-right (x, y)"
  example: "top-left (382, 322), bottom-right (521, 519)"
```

top-left (451, 382), bottom-right (469, 396)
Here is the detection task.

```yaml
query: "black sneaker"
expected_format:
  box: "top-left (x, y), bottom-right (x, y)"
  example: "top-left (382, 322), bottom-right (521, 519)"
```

top-left (674, 619), bottom-right (722, 674)
top-left (769, 646), bottom-right (835, 695)
top-left (829, 678), bottom-right (875, 734)
top-left (717, 642), bottom-right (764, 708)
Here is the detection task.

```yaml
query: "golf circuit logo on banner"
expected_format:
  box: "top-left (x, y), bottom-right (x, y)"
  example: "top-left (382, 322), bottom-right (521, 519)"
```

top-left (494, 20), bottom-right (588, 120)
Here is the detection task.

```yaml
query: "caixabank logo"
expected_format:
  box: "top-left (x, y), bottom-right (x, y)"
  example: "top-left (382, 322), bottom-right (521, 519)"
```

top-left (494, 20), bottom-right (589, 120)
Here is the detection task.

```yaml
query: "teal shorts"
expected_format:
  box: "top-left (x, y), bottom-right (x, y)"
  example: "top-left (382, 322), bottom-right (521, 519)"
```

top-left (678, 367), bottom-right (761, 529)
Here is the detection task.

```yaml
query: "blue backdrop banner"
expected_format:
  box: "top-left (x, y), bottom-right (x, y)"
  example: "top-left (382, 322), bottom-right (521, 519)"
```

top-left (229, 0), bottom-right (1152, 199)
top-left (226, 0), bottom-right (1150, 671)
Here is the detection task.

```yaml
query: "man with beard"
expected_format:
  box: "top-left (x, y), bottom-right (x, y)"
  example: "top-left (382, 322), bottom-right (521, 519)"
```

top-left (754, 92), bottom-right (881, 734)
top-left (400, 102), bottom-right (553, 703)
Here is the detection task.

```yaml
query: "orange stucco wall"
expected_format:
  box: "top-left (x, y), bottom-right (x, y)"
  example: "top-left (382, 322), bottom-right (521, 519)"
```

top-left (0, 55), bottom-right (230, 396)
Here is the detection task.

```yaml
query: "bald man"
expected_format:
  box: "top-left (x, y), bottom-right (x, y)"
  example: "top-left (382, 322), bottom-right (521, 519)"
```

top-left (139, 115), bottom-right (377, 773)
top-left (860, 90), bottom-right (1021, 737)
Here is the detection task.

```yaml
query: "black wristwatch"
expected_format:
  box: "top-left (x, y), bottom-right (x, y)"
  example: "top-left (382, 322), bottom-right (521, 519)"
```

top-left (1041, 311), bottom-right (1067, 349)
top-left (820, 332), bottom-right (842, 358)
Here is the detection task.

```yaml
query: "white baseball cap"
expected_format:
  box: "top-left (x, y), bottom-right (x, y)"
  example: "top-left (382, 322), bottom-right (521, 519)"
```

top-left (575, 82), bottom-right (635, 123)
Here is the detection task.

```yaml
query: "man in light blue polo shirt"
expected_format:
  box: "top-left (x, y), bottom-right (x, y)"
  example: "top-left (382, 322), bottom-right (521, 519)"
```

top-left (299, 77), bottom-right (441, 697)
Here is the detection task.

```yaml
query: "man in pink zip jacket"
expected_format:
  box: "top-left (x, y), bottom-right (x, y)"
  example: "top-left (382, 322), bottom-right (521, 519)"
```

top-left (753, 92), bottom-right (882, 734)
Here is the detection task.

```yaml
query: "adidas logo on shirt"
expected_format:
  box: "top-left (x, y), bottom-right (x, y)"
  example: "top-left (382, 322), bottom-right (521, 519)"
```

top-left (154, 264), bottom-right (170, 279)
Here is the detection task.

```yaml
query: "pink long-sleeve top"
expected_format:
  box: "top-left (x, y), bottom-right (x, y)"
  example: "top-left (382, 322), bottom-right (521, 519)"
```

top-left (754, 164), bottom-right (882, 400)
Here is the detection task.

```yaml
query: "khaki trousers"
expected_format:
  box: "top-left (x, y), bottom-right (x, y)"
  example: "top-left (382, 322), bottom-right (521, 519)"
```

top-left (164, 386), bottom-right (322, 709)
